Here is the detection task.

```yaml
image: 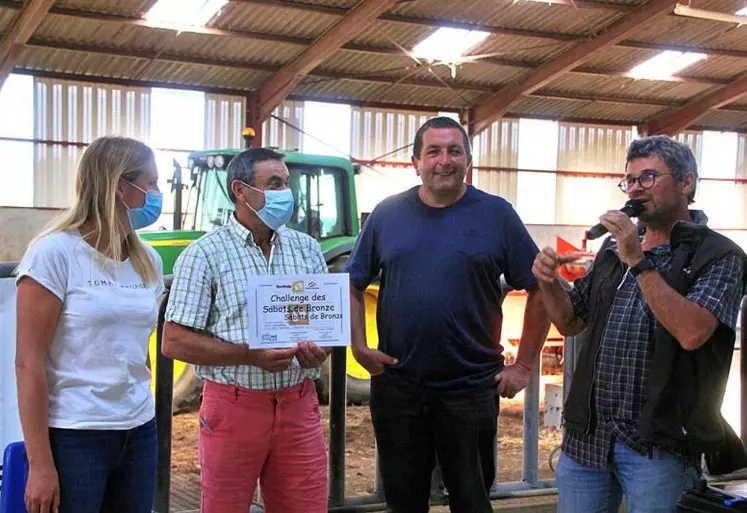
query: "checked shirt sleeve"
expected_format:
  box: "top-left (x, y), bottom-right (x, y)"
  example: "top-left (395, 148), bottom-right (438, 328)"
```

top-left (567, 264), bottom-right (594, 324)
top-left (165, 244), bottom-right (214, 331)
top-left (685, 253), bottom-right (744, 332)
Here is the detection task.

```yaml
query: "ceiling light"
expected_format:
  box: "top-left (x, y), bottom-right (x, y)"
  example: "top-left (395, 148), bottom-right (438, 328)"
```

top-left (146, 0), bottom-right (228, 27)
top-left (629, 51), bottom-right (707, 80)
top-left (412, 27), bottom-right (490, 62)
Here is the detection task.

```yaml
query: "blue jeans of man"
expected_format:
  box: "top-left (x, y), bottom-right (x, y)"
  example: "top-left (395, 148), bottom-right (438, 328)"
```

top-left (48, 417), bottom-right (157, 513)
top-left (370, 371), bottom-right (498, 513)
top-left (556, 440), bottom-right (700, 513)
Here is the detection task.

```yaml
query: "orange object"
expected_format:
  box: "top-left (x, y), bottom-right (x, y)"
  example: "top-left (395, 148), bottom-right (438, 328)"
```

top-left (556, 236), bottom-right (595, 282)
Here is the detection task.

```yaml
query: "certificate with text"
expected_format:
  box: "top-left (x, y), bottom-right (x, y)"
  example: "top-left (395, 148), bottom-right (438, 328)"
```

top-left (246, 273), bottom-right (351, 349)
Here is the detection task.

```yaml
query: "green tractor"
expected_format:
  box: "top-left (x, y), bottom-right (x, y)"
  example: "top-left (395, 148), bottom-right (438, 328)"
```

top-left (140, 147), bottom-right (379, 410)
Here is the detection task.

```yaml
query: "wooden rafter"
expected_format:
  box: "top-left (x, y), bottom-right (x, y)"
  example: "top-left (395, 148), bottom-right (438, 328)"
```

top-left (643, 73), bottom-right (747, 135)
top-left (470, 0), bottom-right (679, 134)
top-left (254, 0), bottom-right (398, 124)
top-left (0, 0), bottom-right (54, 90)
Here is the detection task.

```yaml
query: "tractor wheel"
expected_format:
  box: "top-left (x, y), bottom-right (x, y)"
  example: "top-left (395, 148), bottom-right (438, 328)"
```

top-left (172, 365), bottom-right (203, 414)
top-left (315, 253), bottom-right (371, 406)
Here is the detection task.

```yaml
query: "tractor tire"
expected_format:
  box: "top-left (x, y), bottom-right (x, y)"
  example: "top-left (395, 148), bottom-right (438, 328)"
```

top-left (315, 358), bottom-right (371, 406)
top-left (315, 253), bottom-right (371, 406)
top-left (172, 364), bottom-right (203, 414)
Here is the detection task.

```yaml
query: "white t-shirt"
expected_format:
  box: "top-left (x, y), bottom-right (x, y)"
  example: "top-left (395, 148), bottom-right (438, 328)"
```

top-left (16, 230), bottom-right (164, 429)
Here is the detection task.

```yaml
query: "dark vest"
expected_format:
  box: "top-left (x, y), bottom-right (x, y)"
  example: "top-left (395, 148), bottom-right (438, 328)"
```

top-left (563, 222), bottom-right (747, 468)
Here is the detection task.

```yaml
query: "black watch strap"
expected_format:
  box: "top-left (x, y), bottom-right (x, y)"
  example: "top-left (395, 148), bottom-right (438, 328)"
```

top-left (630, 257), bottom-right (657, 277)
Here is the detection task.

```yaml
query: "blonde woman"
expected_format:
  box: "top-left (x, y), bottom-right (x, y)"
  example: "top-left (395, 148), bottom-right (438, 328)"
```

top-left (15, 136), bottom-right (165, 513)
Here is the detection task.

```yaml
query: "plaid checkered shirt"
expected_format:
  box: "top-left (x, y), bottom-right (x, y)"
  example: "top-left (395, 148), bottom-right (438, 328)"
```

top-left (563, 239), bottom-right (744, 469)
top-left (165, 214), bottom-right (328, 390)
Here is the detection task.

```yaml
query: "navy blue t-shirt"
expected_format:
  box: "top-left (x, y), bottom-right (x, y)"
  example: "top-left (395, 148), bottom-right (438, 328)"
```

top-left (345, 185), bottom-right (539, 390)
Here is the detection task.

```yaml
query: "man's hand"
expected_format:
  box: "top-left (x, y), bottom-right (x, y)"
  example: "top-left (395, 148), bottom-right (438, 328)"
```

top-left (599, 211), bottom-right (644, 267)
top-left (532, 247), bottom-right (582, 284)
top-left (247, 348), bottom-right (298, 373)
top-left (495, 363), bottom-right (531, 399)
top-left (351, 346), bottom-right (398, 377)
top-left (296, 342), bottom-right (329, 369)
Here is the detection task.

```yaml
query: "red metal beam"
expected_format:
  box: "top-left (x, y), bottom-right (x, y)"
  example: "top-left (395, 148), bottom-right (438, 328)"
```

top-left (256, 0), bottom-right (398, 123)
top-left (0, 0), bottom-right (54, 90)
top-left (470, 0), bottom-right (679, 135)
top-left (644, 74), bottom-right (747, 135)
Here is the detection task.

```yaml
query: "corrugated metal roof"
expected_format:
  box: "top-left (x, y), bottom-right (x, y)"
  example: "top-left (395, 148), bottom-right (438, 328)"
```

top-left (696, 109), bottom-right (747, 128)
top-left (53, 0), bottom-right (151, 17)
top-left (389, 0), bottom-right (619, 36)
top-left (162, 33), bottom-right (301, 66)
top-left (4, 0), bottom-right (747, 130)
top-left (215, 2), bottom-right (338, 40)
top-left (141, 61), bottom-right (270, 90)
top-left (316, 51), bottom-right (525, 87)
top-left (544, 73), bottom-right (713, 101)
top-left (0, 6), bottom-right (20, 33)
top-left (295, 79), bottom-right (486, 109)
top-left (18, 45), bottom-right (148, 78)
top-left (514, 95), bottom-right (666, 121)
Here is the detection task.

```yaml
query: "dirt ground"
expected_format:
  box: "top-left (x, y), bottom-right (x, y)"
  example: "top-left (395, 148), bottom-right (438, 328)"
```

top-left (171, 383), bottom-right (563, 498)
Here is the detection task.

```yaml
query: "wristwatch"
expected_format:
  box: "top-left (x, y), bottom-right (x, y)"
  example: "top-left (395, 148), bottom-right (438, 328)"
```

top-left (630, 257), bottom-right (657, 277)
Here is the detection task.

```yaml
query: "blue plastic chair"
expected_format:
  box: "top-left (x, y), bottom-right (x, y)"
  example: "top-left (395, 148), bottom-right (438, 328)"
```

top-left (1, 442), bottom-right (28, 513)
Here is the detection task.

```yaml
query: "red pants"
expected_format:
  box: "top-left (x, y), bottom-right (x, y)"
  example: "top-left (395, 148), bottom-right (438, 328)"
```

top-left (198, 379), bottom-right (328, 513)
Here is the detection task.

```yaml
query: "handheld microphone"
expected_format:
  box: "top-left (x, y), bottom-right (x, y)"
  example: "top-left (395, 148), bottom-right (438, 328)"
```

top-left (586, 199), bottom-right (645, 240)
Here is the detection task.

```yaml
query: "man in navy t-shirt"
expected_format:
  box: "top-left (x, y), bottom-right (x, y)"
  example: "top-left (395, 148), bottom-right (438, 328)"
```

top-left (346, 117), bottom-right (550, 513)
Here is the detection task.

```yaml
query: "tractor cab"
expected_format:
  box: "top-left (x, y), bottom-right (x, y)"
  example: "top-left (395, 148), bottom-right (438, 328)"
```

top-left (182, 149), bottom-right (361, 252)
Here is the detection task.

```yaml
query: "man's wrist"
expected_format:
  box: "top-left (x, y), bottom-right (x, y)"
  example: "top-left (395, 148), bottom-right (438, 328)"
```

top-left (514, 360), bottom-right (532, 372)
top-left (630, 257), bottom-right (657, 278)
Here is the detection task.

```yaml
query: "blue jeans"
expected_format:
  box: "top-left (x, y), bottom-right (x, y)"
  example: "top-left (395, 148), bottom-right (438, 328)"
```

top-left (370, 372), bottom-right (498, 513)
top-left (48, 417), bottom-right (157, 513)
top-left (557, 441), bottom-right (700, 513)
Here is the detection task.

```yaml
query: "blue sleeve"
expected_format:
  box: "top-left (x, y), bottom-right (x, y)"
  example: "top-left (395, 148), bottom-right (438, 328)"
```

top-left (345, 207), bottom-right (381, 289)
top-left (502, 203), bottom-right (540, 291)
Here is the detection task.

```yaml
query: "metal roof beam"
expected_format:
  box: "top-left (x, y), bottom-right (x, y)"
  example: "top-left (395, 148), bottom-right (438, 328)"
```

top-left (643, 73), bottom-right (747, 134)
top-left (255, 0), bottom-right (398, 124)
top-left (470, 0), bottom-right (679, 134)
top-left (0, 0), bottom-right (53, 91)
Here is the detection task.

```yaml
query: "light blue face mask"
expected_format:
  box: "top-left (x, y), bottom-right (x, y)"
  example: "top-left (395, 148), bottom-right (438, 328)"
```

top-left (124, 181), bottom-right (163, 230)
top-left (241, 181), bottom-right (295, 231)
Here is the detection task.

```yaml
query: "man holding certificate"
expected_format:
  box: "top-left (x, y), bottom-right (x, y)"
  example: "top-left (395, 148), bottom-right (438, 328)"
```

top-left (162, 148), bottom-right (330, 513)
top-left (346, 117), bottom-right (550, 513)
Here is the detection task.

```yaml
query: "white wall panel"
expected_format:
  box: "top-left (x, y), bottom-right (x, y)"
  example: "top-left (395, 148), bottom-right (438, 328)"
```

top-left (34, 78), bottom-right (151, 208)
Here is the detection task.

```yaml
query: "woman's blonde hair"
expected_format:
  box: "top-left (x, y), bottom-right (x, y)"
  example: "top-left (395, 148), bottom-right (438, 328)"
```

top-left (30, 136), bottom-right (160, 284)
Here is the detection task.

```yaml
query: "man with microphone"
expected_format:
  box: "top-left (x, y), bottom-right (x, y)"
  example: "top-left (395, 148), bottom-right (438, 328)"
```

top-left (533, 135), bottom-right (747, 512)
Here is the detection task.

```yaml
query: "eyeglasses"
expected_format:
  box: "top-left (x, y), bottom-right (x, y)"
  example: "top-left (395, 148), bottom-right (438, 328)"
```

top-left (618, 171), bottom-right (665, 193)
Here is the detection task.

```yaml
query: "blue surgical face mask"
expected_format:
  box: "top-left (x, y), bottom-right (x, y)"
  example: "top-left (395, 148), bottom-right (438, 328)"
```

top-left (241, 181), bottom-right (294, 231)
top-left (124, 181), bottom-right (163, 230)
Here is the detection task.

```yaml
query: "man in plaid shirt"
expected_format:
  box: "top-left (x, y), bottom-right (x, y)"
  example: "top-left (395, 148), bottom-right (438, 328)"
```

top-left (162, 148), bottom-right (330, 513)
top-left (533, 136), bottom-right (745, 513)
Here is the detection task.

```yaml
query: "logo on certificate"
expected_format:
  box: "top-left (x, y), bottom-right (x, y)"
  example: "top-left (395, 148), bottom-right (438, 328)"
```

top-left (292, 280), bottom-right (305, 293)
top-left (287, 303), bottom-right (310, 325)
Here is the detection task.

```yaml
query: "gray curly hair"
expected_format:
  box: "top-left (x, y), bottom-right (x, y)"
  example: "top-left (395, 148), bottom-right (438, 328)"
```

top-left (626, 135), bottom-right (698, 204)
